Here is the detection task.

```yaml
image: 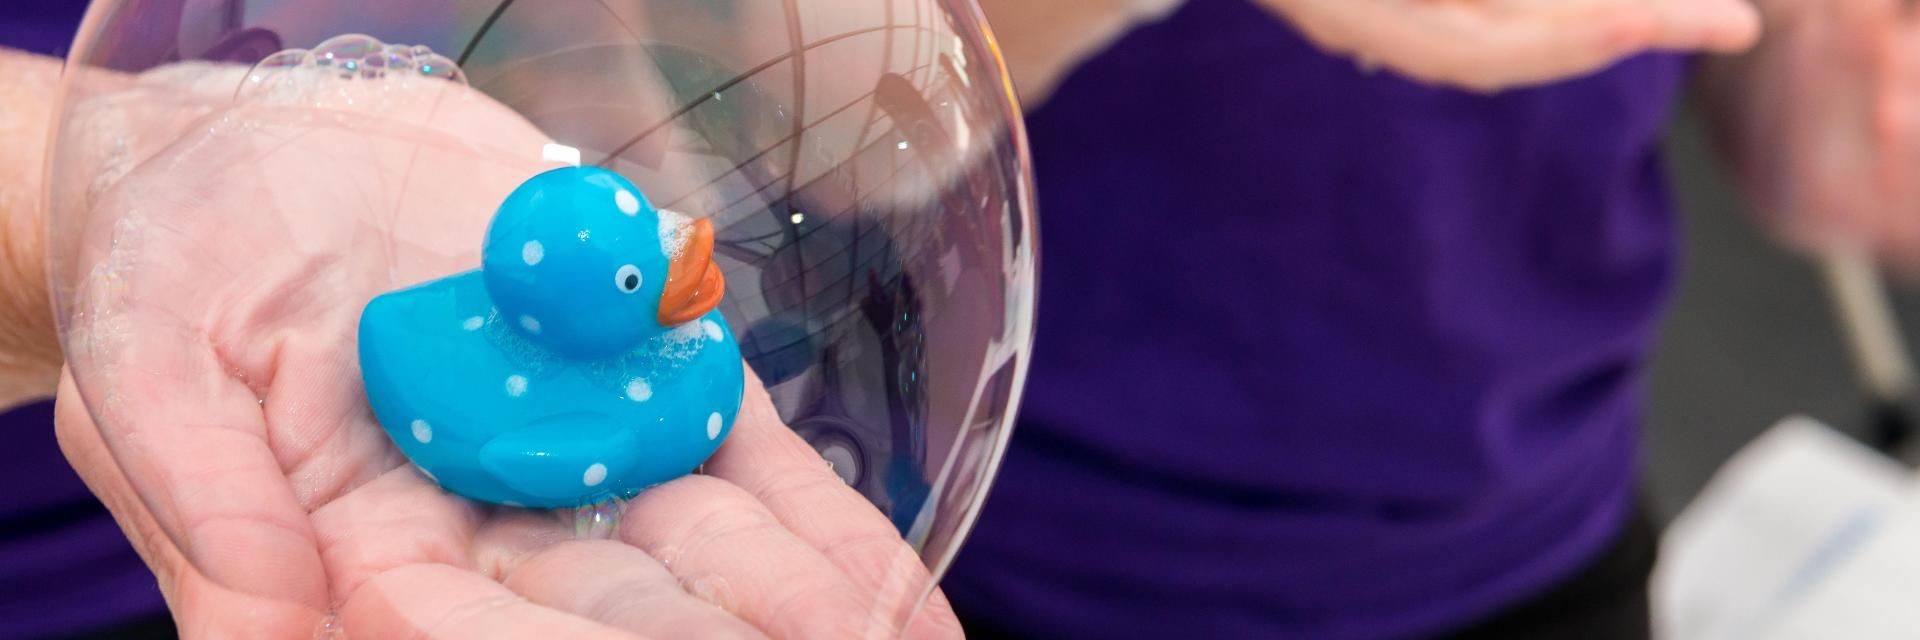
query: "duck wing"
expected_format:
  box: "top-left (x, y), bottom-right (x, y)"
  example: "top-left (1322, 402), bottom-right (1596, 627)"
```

top-left (360, 272), bottom-right (517, 443)
top-left (478, 413), bottom-right (645, 503)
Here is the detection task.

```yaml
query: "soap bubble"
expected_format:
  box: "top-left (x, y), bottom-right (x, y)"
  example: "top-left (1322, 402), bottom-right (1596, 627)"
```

top-left (46, 0), bottom-right (1032, 634)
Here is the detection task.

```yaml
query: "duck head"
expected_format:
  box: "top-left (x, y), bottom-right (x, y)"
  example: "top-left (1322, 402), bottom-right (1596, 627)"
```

top-left (481, 166), bottom-right (725, 359)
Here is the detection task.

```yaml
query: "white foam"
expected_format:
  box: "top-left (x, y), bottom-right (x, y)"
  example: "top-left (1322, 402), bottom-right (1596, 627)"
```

top-left (657, 209), bottom-right (692, 259)
top-left (626, 378), bottom-right (653, 402)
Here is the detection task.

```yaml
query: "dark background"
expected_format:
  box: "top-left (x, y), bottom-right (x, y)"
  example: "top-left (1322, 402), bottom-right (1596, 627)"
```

top-left (1644, 104), bottom-right (1919, 522)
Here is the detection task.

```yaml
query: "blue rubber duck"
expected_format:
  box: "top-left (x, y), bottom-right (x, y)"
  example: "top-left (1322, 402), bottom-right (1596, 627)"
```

top-left (358, 166), bottom-right (745, 509)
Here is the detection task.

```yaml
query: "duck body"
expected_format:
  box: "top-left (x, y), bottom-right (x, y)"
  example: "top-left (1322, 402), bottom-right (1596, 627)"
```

top-left (358, 166), bottom-right (743, 508)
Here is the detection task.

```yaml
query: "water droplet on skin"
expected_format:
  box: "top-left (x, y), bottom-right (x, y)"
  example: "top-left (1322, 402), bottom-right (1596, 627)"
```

top-left (382, 44), bottom-right (415, 66)
top-left (572, 499), bottom-right (625, 539)
top-left (415, 53), bottom-right (463, 82)
top-left (679, 574), bottom-right (737, 610)
top-left (312, 34), bottom-right (382, 64)
top-left (312, 611), bottom-right (343, 640)
top-left (258, 49), bottom-right (309, 69)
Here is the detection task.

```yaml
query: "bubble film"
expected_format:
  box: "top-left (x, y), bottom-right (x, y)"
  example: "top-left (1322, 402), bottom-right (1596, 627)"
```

top-left (45, 0), bottom-right (1035, 634)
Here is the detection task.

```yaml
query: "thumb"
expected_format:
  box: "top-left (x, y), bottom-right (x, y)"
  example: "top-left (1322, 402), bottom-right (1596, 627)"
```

top-left (53, 368), bottom-right (182, 598)
top-left (53, 369), bottom-right (328, 639)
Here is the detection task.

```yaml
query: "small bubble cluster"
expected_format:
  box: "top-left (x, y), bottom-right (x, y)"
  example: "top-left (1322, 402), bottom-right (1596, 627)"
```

top-left (236, 34), bottom-right (465, 103)
top-left (657, 209), bottom-right (694, 260)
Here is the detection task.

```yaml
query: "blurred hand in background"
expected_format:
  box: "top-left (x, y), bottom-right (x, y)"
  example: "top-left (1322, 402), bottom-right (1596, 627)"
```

top-left (1255, 0), bottom-right (1760, 91)
top-left (983, 0), bottom-right (1920, 276)
top-left (981, 0), bottom-right (1760, 102)
top-left (1702, 0), bottom-right (1920, 275)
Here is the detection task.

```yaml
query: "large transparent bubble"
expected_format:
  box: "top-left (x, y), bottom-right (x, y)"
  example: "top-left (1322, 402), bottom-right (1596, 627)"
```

top-left (46, 0), bottom-right (1033, 633)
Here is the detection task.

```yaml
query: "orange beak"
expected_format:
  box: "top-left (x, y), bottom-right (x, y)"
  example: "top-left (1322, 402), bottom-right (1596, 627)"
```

top-left (658, 218), bottom-right (726, 326)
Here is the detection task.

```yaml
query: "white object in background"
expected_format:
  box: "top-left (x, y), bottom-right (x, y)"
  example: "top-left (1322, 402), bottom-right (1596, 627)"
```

top-left (1820, 250), bottom-right (1916, 406)
top-left (541, 142), bottom-right (582, 167)
top-left (1654, 417), bottom-right (1916, 639)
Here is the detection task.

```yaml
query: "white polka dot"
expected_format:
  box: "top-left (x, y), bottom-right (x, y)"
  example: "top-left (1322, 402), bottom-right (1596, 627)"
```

top-left (626, 378), bottom-right (652, 402)
top-left (521, 240), bottom-right (544, 265)
top-left (707, 412), bottom-right (724, 440)
top-left (506, 375), bottom-right (528, 397)
top-left (702, 319), bottom-right (724, 342)
top-left (615, 189), bottom-right (641, 215)
top-left (583, 463), bottom-right (608, 487)
top-left (520, 315), bottom-right (542, 334)
top-left (462, 316), bottom-right (484, 331)
top-left (410, 419), bottom-right (433, 443)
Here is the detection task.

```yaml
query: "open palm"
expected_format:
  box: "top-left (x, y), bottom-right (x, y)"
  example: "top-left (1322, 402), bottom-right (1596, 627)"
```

top-left (1260, 0), bottom-right (1761, 91)
top-left (49, 63), bottom-right (956, 639)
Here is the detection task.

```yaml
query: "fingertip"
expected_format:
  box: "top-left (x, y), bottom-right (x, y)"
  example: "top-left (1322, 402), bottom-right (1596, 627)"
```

top-left (1647, 0), bottom-right (1764, 54)
top-left (1705, 1), bottom-right (1764, 53)
top-left (1599, 8), bottom-right (1663, 56)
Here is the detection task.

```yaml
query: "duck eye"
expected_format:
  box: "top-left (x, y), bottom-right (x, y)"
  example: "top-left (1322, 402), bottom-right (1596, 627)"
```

top-left (615, 265), bottom-right (642, 293)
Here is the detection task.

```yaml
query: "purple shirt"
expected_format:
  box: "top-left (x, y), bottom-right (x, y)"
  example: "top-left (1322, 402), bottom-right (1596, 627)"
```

top-left (943, 1), bottom-right (1683, 637)
top-left (2, 2), bottom-right (169, 636)
top-left (0, 403), bottom-right (168, 637)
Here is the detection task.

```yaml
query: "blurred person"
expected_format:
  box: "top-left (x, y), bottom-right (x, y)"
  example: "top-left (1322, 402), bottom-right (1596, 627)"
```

top-left (947, 0), bottom-right (1918, 638)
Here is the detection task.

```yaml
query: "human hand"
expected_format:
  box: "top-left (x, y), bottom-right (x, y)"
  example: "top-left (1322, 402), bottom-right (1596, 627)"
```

top-left (975, 0), bottom-right (1184, 106)
top-left (48, 62), bottom-right (958, 639)
top-left (1701, 0), bottom-right (1920, 274)
top-left (0, 48), bottom-right (61, 409)
top-left (1256, 0), bottom-right (1761, 92)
